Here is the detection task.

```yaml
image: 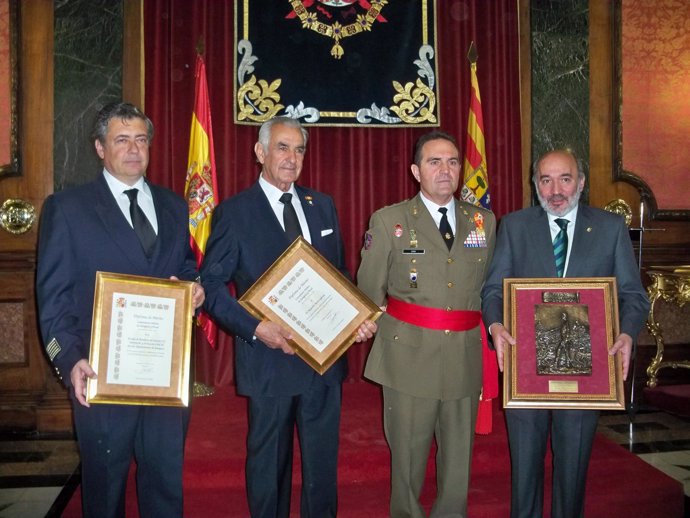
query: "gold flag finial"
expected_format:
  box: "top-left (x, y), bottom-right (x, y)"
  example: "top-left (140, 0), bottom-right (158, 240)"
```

top-left (467, 41), bottom-right (478, 64)
top-left (196, 37), bottom-right (205, 56)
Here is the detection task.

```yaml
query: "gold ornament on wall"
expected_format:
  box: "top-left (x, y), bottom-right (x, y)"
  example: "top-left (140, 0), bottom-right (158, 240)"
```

top-left (289, 0), bottom-right (388, 59)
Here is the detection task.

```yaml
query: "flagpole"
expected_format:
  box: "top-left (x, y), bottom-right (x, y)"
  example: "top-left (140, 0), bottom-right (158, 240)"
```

top-left (186, 47), bottom-right (218, 398)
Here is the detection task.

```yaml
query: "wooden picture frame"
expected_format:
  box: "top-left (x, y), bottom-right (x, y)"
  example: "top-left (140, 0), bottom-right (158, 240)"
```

top-left (239, 237), bottom-right (382, 374)
top-left (86, 272), bottom-right (194, 407)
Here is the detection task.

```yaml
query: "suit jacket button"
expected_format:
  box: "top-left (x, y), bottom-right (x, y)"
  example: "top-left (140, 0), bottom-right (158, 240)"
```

top-left (447, 282), bottom-right (454, 288)
top-left (447, 258), bottom-right (453, 264)
top-left (446, 306), bottom-right (452, 311)
top-left (444, 330), bottom-right (451, 335)
top-left (393, 335), bottom-right (399, 341)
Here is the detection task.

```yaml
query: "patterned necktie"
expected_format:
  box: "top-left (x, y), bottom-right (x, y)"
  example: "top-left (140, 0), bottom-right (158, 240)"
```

top-left (124, 188), bottom-right (157, 257)
top-left (279, 192), bottom-right (303, 243)
top-left (438, 207), bottom-right (454, 251)
top-left (553, 218), bottom-right (569, 277)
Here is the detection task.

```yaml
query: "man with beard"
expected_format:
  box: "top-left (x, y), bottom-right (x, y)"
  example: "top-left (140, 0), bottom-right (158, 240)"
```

top-left (481, 149), bottom-right (649, 518)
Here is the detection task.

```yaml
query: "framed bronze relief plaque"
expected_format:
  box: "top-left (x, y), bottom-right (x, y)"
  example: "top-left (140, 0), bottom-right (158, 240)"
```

top-left (503, 277), bottom-right (624, 410)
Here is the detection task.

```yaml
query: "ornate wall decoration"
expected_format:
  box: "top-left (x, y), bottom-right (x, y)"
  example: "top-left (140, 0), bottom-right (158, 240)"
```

top-left (235, 0), bottom-right (438, 126)
top-left (614, 0), bottom-right (690, 220)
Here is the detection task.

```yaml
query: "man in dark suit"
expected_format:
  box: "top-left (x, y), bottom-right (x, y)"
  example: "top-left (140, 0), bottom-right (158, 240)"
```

top-left (36, 102), bottom-right (204, 518)
top-left (200, 116), bottom-right (375, 518)
top-left (481, 149), bottom-right (650, 518)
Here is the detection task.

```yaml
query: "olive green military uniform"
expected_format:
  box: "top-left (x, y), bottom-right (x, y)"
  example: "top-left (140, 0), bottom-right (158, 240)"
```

top-left (358, 194), bottom-right (495, 518)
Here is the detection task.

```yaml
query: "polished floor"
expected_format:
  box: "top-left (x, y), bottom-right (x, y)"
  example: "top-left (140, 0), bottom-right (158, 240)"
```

top-left (1, 405), bottom-right (688, 518)
top-left (0, 433), bottom-right (79, 518)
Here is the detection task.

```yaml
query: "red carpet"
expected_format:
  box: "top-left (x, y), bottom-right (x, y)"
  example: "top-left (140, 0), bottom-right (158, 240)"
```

top-left (63, 381), bottom-right (683, 517)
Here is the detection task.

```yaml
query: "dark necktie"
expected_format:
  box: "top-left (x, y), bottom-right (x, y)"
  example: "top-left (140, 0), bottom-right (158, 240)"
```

top-left (124, 188), bottom-right (157, 257)
top-left (279, 192), bottom-right (303, 243)
top-left (553, 218), bottom-right (569, 277)
top-left (438, 207), bottom-right (454, 251)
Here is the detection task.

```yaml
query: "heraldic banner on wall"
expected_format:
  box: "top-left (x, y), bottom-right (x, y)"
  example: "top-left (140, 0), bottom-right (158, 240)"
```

top-left (234, 0), bottom-right (439, 127)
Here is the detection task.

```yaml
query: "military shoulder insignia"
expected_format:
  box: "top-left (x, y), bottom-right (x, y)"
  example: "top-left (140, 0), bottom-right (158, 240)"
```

top-left (46, 337), bottom-right (61, 361)
top-left (364, 231), bottom-right (373, 250)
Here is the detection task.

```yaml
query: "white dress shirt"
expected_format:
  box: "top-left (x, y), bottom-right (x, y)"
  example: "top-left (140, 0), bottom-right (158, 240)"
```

top-left (547, 205), bottom-right (578, 277)
top-left (418, 192), bottom-right (457, 234)
top-left (258, 174), bottom-right (312, 243)
top-left (103, 170), bottom-right (159, 234)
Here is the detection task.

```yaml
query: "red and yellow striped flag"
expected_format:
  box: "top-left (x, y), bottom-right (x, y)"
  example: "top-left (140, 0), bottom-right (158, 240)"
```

top-left (185, 54), bottom-right (218, 347)
top-left (461, 44), bottom-right (498, 434)
top-left (460, 44), bottom-right (491, 210)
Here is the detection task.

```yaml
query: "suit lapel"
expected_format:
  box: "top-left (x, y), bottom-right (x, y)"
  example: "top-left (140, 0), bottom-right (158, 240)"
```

top-left (250, 182), bottom-right (291, 246)
top-left (93, 175), bottom-right (150, 269)
top-left (567, 205), bottom-right (592, 278)
top-left (296, 187), bottom-right (324, 248)
top-left (410, 194), bottom-right (448, 252)
top-left (149, 183), bottom-right (176, 268)
top-left (528, 208), bottom-right (559, 276)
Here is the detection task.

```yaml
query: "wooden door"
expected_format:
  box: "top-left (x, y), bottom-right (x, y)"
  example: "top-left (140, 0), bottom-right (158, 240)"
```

top-left (0, 1), bottom-right (73, 433)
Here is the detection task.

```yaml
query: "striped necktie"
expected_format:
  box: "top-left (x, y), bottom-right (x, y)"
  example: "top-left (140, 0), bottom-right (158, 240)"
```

top-left (553, 218), bottom-right (569, 277)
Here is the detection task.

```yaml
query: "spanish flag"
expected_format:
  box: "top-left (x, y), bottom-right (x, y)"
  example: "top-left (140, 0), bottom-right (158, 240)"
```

top-left (185, 54), bottom-right (218, 347)
top-left (461, 43), bottom-right (498, 434)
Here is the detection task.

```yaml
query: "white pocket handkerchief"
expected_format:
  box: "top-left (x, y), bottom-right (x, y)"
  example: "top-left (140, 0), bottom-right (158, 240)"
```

top-left (321, 228), bottom-right (334, 237)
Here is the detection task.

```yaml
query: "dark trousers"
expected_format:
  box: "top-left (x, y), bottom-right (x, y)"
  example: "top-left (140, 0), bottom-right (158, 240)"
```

top-left (245, 379), bottom-right (342, 518)
top-left (505, 408), bottom-right (599, 518)
top-left (73, 402), bottom-right (188, 518)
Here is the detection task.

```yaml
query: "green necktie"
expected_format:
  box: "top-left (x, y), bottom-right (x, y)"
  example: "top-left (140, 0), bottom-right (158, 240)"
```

top-left (553, 218), bottom-right (569, 277)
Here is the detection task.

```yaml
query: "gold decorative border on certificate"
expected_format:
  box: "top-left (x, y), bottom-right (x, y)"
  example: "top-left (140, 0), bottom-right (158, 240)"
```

top-left (503, 277), bottom-right (624, 410)
top-left (87, 272), bottom-right (194, 407)
top-left (239, 237), bottom-right (382, 374)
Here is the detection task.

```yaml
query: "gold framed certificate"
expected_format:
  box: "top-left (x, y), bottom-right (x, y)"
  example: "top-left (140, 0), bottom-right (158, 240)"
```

top-left (239, 237), bottom-right (382, 374)
top-left (86, 272), bottom-right (194, 407)
top-left (503, 277), bottom-right (624, 410)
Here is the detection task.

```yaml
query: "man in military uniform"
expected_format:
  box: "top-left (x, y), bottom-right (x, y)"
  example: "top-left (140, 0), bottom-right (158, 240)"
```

top-left (357, 131), bottom-right (496, 518)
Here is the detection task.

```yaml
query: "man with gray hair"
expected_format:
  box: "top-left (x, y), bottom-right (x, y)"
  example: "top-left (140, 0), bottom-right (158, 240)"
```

top-left (481, 149), bottom-right (649, 518)
top-left (201, 116), bottom-right (375, 518)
